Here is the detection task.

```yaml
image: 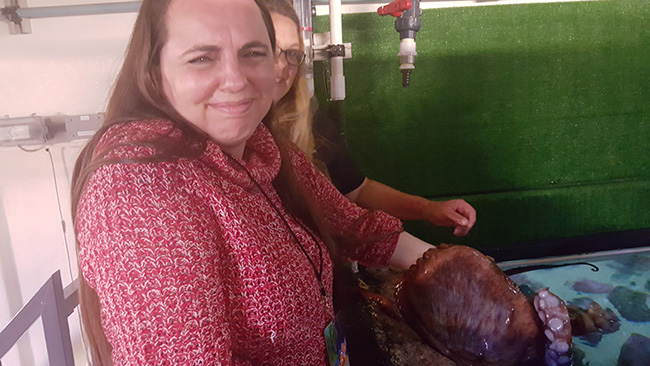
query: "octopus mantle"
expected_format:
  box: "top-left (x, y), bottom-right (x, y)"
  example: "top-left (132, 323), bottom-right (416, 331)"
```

top-left (395, 244), bottom-right (572, 366)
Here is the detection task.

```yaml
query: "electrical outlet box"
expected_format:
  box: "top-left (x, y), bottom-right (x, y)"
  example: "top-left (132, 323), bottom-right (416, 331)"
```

top-left (65, 114), bottom-right (104, 139)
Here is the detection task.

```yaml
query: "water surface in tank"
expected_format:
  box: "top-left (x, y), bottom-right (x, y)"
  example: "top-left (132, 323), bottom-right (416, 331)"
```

top-left (506, 248), bottom-right (650, 365)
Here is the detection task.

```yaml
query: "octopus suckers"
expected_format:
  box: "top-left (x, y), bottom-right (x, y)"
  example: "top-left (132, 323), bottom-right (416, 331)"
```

top-left (548, 317), bottom-right (563, 331)
top-left (538, 310), bottom-right (546, 322)
top-left (557, 355), bottom-right (571, 364)
top-left (544, 329), bottom-right (555, 342)
top-left (550, 340), bottom-right (569, 353)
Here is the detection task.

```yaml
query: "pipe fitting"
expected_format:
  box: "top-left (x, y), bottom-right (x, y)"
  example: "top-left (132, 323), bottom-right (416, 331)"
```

top-left (395, 0), bottom-right (420, 39)
top-left (398, 38), bottom-right (417, 69)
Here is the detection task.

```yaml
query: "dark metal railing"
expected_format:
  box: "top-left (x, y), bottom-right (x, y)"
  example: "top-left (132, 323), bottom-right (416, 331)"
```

top-left (0, 271), bottom-right (79, 365)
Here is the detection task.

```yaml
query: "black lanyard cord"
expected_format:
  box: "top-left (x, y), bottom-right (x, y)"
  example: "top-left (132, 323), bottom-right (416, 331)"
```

top-left (226, 155), bottom-right (326, 297)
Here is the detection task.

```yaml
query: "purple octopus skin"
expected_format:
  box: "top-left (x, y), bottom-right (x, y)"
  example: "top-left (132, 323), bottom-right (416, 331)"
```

top-left (395, 245), bottom-right (572, 366)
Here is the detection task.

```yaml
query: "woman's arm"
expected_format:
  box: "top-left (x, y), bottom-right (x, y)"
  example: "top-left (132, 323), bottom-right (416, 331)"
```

top-left (389, 231), bottom-right (435, 270)
top-left (288, 145), bottom-right (404, 267)
top-left (348, 178), bottom-right (476, 236)
top-left (312, 109), bottom-right (476, 237)
top-left (77, 163), bottom-right (234, 365)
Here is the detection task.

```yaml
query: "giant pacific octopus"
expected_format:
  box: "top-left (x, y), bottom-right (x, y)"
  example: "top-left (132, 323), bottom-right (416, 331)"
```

top-left (392, 245), bottom-right (576, 366)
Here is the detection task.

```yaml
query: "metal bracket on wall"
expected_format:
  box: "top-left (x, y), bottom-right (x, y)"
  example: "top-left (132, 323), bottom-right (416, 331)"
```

top-left (2, 1), bottom-right (142, 35)
top-left (0, 113), bottom-right (104, 147)
top-left (312, 32), bottom-right (352, 61)
top-left (2, 0), bottom-right (31, 35)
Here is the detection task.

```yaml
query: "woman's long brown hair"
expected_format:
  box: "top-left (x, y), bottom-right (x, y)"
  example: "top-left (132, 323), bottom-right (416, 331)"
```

top-left (70, 0), bottom-right (335, 364)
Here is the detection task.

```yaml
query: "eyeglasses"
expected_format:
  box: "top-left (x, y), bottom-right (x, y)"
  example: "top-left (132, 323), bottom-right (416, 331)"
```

top-left (276, 47), bottom-right (305, 66)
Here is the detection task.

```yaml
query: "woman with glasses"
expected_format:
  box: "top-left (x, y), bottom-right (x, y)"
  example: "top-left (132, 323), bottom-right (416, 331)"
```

top-left (267, 0), bottom-right (477, 237)
top-left (269, 0), bottom-right (315, 166)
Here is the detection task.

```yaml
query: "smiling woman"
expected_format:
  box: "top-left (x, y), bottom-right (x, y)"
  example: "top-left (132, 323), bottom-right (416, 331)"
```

top-left (69, 0), bottom-right (436, 364)
top-left (159, 0), bottom-right (276, 158)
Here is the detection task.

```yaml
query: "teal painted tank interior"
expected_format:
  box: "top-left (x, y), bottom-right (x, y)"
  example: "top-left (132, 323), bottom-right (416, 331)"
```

top-left (312, 0), bottom-right (650, 249)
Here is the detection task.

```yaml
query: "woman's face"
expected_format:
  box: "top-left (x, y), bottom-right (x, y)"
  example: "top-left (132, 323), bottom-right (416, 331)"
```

top-left (160, 0), bottom-right (276, 158)
top-left (271, 13), bottom-right (301, 102)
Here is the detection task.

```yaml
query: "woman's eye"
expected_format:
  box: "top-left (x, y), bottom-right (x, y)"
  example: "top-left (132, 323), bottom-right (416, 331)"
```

top-left (189, 56), bottom-right (212, 64)
top-left (286, 50), bottom-right (301, 58)
top-left (243, 50), bottom-right (269, 59)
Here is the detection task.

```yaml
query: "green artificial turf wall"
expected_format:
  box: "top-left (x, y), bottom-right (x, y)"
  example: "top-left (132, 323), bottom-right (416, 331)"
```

top-left (313, 0), bottom-right (650, 249)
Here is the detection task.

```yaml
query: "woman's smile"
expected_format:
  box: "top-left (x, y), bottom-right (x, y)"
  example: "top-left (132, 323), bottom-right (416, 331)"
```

top-left (209, 98), bottom-right (255, 115)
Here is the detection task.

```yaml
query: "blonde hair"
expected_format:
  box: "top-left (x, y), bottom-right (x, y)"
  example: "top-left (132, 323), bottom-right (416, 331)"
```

top-left (265, 0), bottom-right (315, 160)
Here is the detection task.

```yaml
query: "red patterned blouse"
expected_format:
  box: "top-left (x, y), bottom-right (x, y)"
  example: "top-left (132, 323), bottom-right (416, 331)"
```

top-left (76, 120), bottom-right (402, 365)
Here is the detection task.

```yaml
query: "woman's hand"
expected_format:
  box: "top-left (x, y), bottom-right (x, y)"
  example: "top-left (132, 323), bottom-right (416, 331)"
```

top-left (423, 199), bottom-right (476, 236)
top-left (351, 179), bottom-right (477, 236)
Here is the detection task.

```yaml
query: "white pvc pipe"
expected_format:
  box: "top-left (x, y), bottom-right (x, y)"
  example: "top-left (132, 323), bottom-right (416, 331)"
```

top-left (15, 2), bottom-right (141, 19)
top-left (329, 0), bottom-right (346, 100)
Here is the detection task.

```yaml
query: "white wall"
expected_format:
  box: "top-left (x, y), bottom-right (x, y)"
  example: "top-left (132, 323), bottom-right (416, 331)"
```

top-left (1, 1), bottom-right (137, 364)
